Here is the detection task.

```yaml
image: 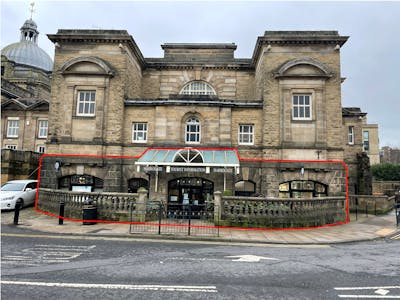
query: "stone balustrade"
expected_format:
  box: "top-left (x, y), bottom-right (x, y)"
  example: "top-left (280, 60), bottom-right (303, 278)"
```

top-left (37, 188), bottom-right (346, 228)
top-left (214, 192), bottom-right (346, 228)
top-left (37, 188), bottom-right (138, 221)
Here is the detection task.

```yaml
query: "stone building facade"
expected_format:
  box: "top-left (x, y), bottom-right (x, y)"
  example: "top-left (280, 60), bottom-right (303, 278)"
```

top-left (1, 18), bottom-right (52, 154)
top-left (38, 29), bottom-right (376, 208)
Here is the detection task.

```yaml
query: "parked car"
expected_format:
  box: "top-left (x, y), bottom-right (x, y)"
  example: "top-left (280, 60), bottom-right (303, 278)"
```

top-left (1, 180), bottom-right (38, 210)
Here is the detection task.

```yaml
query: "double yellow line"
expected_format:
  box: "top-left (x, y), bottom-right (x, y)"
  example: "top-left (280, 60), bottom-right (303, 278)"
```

top-left (391, 232), bottom-right (400, 240)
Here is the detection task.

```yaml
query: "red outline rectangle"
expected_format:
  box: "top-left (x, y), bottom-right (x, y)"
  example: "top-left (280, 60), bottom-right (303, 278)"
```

top-left (35, 151), bottom-right (349, 230)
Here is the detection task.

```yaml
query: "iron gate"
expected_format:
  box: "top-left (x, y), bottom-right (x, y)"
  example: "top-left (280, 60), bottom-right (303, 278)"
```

top-left (129, 201), bottom-right (219, 237)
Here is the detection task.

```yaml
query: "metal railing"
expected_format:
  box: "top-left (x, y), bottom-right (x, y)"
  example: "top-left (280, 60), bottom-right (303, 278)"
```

top-left (129, 202), bottom-right (219, 237)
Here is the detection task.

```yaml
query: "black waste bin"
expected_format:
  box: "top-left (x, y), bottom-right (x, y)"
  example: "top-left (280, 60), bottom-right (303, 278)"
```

top-left (83, 198), bottom-right (97, 225)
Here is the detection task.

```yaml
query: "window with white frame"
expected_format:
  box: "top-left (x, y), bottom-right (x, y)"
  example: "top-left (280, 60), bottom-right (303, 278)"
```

top-left (180, 81), bottom-right (216, 96)
top-left (77, 91), bottom-right (96, 116)
top-left (132, 122), bottom-right (148, 143)
top-left (7, 119), bottom-right (19, 138)
top-left (185, 117), bottom-right (200, 143)
top-left (38, 120), bottom-right (48, 138)
top-left (37, 145), bottom-right (46, 153)
top-left (238, 124), bottom-right (254, 145)
top-left (348, 126), bottom-right (354, 145)
top-left (292, 94), bottom-right (311, 120)
top-left (363, 131), bottom-right (369, 152)
top-left (5, 144), bottom-right (17, 150)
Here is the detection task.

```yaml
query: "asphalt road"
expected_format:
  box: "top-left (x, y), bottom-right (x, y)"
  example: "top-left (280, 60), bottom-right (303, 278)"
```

top-left (1, 225), bottom-right (399, 300)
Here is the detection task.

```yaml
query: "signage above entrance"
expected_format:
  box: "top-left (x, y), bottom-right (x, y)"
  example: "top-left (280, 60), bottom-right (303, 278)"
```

top-left (135, 148), bottom-right (240, 174)
top-left (142, 165), bottom-right (235, 173)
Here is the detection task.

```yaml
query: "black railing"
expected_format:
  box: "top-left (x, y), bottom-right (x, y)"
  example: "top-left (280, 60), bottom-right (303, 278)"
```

top-left (129, 202), bottom-right (219, 237)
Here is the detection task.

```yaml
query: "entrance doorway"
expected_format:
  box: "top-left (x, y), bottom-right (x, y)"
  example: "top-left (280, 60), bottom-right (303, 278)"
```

top-left (168, 177), bottom-right (213, 212)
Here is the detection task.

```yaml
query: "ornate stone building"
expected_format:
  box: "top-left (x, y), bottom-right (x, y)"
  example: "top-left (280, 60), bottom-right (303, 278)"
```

top-left (1, 17), bottom-right (52, 153)
top-left (36, 28), bottom-right (379, 208)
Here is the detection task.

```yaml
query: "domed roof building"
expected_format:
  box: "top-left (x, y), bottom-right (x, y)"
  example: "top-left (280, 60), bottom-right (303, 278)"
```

top-left (2, 19), bottom-right (53, 72)
top-left (1, 16), bottom-right (52, 154)
top-left (1, 17), bottom-right (53, 100)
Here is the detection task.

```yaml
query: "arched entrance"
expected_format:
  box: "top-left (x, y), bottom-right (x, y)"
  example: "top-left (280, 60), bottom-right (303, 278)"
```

top-left (168, 177), bottom-right (213, 211)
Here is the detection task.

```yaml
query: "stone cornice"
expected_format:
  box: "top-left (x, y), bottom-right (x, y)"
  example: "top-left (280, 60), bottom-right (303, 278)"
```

top-left (124, 98), bottom-right (263, 108)
top-left (47, 30), bottom-right (146, 68)
top-left (251, 31), bottom-right (349, 67)
top-left (161, 43), bottom-right (237, 50)
top-left (144, 60), bottom-right (253, 71)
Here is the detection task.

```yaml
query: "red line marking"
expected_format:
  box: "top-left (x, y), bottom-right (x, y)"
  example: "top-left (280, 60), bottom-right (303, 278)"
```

top-left (35, 152), bottom-right (349, 229)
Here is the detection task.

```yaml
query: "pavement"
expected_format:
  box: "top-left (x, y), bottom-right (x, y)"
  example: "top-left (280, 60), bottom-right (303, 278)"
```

top-left (1, 207), bottom-right (399, 244)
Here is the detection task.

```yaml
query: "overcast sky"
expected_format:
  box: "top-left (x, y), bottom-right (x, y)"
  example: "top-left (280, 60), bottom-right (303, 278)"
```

top-left (1, 0), bottom-right (399, 148)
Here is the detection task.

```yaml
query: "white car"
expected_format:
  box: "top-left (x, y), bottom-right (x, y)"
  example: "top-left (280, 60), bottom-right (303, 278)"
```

top-left (1, 180), bottom-right (38, 210)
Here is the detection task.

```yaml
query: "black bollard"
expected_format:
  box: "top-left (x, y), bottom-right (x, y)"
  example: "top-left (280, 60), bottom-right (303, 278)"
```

top-left (59, 201), bottom-right (65, 225)
top-left (13, 199), bottom-right (22, 225)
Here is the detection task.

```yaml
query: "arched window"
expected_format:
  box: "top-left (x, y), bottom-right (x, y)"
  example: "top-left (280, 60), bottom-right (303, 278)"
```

top-left (174, 149), bottom-right (204, 163)
top-left (185, 117), bottom-right (200, 144)
top-left (128, 178), bottom-right (149, 193)
top-left (180, 81), bottom-right (216, 96)
top-left (235, 180), bottom-right (256, 196)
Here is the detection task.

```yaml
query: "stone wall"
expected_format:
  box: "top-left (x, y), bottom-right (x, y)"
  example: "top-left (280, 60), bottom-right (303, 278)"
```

top-left (1, 149), bottom-right (40, 184)
top-left (372, 181), bottom-right (400, 196)
top-left (349, 194), bottom-right (395, 214)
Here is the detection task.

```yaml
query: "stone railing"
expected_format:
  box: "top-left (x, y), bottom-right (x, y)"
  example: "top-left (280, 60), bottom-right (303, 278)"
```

top-left (349, 194), bottom-right (396, 215)
top-left (37, 188), bottom-right (142, 221)
top-left (214, 192), bottom-right (346, 228)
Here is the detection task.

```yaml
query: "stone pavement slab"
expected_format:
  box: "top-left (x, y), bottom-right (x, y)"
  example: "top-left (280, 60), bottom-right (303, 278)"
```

top-left (1, 207), bottom-right (399, 244)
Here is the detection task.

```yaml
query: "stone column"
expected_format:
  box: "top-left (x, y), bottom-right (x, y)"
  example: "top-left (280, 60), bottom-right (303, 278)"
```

top-left (214, 191), bottom-right (222, 224)
top-left (134, 189), bottom-right (148, 222)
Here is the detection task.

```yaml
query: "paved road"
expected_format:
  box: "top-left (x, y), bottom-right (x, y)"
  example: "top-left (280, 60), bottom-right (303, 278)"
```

top-left (1, 226), bottom-right (399, 299)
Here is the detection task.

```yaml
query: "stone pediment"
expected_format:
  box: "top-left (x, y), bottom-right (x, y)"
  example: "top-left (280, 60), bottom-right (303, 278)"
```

top-left (274, 58), bottom-right (334, 79)
top-left (60, 56), bottom-right (115, 76)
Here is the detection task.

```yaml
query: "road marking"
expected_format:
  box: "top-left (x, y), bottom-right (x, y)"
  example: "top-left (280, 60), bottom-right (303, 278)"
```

top-left (226, 255), bottom-right (280, 262)
top-left (2, 244), bottom-right (95, 266)
top-left (390, 233), bottom-right (400, 240)
top-left (375, 289), bottom-right (390, 296)
top-left (335, 287), bottom-right (400, 291)
top-left (335, 286), bottom-right (400, 299)
top-left (337, 296), bottom-right (400, 298)
top-left (0, 281), bottom-right (218, 293)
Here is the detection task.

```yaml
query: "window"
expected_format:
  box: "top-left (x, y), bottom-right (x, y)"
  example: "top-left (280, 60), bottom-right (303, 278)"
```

top-left (7, 119), bottom-right (19, 138)
top-left (238, 124), bottom-right (254, 145)
top-left (180, 81), bottom-right (216, 96)
top-left (363, 131), bottom-right (369, 152)
top-left (292, 94), bottom-right (311, 120)
top-left (77, 91), bottom-right (96, 116)
top-left (348, 126), bottom-right (354, 145)
top-left (1, 66), bottom-right (4, 76)
top-left (38, 120), bottom-right (48, 138)
top-left (279, 180), bottom-right (327, 198)
top-left (185, 117), bottom-right (200, 143)
top-left (5, 144), bottom-right (17, 150)
top-left (128, 178), bottom-right (149, 193)
top-left (235, 180), bottom-right (256, 196)
top-left (132, 122), bottom-right (148, 143)
top-left (37, 145), bottom-right (46, 153)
